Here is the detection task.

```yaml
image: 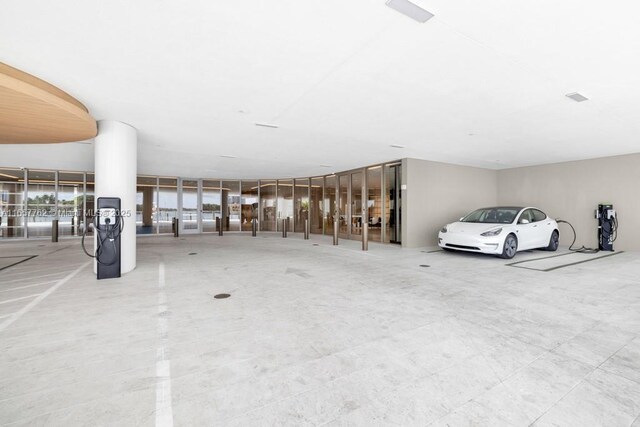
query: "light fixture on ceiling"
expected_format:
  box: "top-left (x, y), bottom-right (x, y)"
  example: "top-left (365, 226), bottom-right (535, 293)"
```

top-left (566, 92), bottom-right (588, 102)
top-left (386, 0), bottom-right (434, 23)
top-left (390, 144), bottom-right (406, 148)
top-left (255, 122), bottom-right (279, 128)
top-left (320, 164), bottom-right (332, 168)
top-left (220, 155), bottom-right (237, 159)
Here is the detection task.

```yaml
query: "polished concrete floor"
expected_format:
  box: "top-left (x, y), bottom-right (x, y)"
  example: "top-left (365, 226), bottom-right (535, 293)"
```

top-left (0, 234), bottom-right (639, 426)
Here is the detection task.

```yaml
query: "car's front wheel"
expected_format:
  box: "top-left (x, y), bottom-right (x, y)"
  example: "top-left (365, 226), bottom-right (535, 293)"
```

top-left (545, 230), bottom-right (559, 251)
top-left (500, 234), bottom-right (518, 259)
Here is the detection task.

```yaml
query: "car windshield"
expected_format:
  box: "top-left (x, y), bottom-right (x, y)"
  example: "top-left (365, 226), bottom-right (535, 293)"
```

top-left (461, 207), bottom-right (520, 224)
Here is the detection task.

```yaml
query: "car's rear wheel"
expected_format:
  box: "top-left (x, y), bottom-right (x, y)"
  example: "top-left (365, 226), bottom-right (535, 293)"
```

top-left (545, 230), bottom-right (559, 251)
top-left (500, 234), bottom-right (518, 259)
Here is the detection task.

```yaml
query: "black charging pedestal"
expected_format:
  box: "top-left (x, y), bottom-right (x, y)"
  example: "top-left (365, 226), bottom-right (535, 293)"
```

top-left (96, 197), bottom-right (122, 280)
top-left (597, 203), bottom-right (615, 251)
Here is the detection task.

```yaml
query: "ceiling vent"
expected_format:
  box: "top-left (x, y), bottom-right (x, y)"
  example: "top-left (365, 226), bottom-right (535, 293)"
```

top-left (386, 0), bottom-right (434, 23)
top-left (566, 92), bottom-right (588, 102)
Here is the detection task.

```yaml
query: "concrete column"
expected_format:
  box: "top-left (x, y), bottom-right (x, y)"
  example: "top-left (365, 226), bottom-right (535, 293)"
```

top-left (142, 187), bottom-right (153, 226)
top-left (94, 120), bottom-right (137, 274)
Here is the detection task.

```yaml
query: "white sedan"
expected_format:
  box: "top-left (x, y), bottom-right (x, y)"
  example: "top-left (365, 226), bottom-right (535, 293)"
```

top-left (438, 207), bottom-right (559, 259)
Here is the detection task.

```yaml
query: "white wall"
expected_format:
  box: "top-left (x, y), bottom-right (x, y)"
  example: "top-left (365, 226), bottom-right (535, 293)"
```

top-left (402, 158), bottom-right (498, 248)
top-left (497, 153), bottom-right (640, 251)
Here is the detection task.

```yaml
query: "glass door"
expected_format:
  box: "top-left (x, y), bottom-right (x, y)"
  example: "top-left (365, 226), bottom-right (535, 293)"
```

top-left (350, 172), bottom-right (363, 239)
top-left (241, 181), bottom-right (259, 231)
top-left (180, 179), bottom-right (200, 234)
top-left (202, 180), bottom-right (221, 233)
top-left (384, 164), bottom-right (402, 244)
top-left (324, 175), bottom-right (336, 236)
top-left (338, 174), bottom-right (349, 239)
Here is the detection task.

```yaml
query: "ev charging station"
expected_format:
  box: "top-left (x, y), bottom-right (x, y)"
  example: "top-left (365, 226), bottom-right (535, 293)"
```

top-left (596, 204), bottom-right (618, 251)
top-left (95, 197), bottom-right (123, 279)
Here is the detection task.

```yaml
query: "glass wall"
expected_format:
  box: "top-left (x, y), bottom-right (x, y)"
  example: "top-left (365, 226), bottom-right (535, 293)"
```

top-left (241, 181), bottom-right (259, 232)
top-left (0, 168), bottom-right (25, 239)
top-left (27, 170), bottom-right (56, 238)
top-left (158, 177), bottom-right (178, 234)
top-left (294, 178), bottom-right (309, 233)
top-left (0, 160), bottom-right (400, 242)
top-left (58, 171), bottom-right (84, 237)
top-left (310, 177), bottom-right (323, 234)
top-left (202, 180), bottom-right (221, 233)
top-left (136, 176), bottom-right (157, 235)
top-left (85, 173), bottom-right (94, 237)
top-left (277, 179), bottom-right (293, 232)
top-left (260, 180), bottom-right (276, 231)
top-left (324, 175), bottom-right (336, 236)
top-left (367, 166), bottom-right (382, 242)
top-left (222, 180), bottom-right (240, 231)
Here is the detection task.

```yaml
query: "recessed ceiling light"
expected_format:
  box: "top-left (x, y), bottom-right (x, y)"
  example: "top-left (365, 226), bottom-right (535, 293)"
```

top-left (566, 92), bottom-right (588, 102)
top-left (220, 155), bottom-right (237, 159)
top-left (386, 0), bottom-right (434, 23)
top-left (320, 164), bottom-right (332, 168)
top-left (255, 122), bottom-right (279, 128)
top-left (390, 144), bottom-right (406, 149)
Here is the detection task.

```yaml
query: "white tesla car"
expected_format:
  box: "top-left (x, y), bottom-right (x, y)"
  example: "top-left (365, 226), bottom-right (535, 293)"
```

top-left (438, 207), bottom-right (559, 259)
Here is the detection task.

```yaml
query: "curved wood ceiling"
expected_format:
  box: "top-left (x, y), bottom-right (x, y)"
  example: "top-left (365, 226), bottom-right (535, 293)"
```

top-left (0, 62), bottom-right (96, 144)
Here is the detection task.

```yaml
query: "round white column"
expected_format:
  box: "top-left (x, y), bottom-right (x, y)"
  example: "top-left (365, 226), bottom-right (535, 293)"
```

top-left (94, 120), bottom-right (137, 275)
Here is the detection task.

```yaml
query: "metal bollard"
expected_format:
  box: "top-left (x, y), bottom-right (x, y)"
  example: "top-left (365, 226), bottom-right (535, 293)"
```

top-left (362, 223), bottom-right (368, 251)
top-left (217, 217), bottom-right (223, 236)
top-left (282, 219), bottom-right (287, 238)
top-left (51, 219), bottom-right (59, 242)
top-left (252, 218), bottom-right (257, 237)
top-left (333, 220), bottom-right (338, 245)
top-left (304, 219), bottom-right (309, 240)
top-left (173, 218), bottom-right (179, 237)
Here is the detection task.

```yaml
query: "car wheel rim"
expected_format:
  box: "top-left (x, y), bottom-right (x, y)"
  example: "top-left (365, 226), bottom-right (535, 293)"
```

top-left (506, 238), bottom-right (516, 256)
top-left (553, 233), bottom-right (559, 247)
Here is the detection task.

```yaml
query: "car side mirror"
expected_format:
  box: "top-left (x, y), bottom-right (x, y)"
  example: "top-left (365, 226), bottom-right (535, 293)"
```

top-left (519, 219), bottom-right (530, 224)
top-left (459, 217), bottom-right (464, 221)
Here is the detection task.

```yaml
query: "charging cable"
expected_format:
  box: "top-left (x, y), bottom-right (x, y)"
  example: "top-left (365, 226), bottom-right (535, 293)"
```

top-left (81, 212), bottom-right (124, 265)
top-left (555, 219), bottom-right (599, 253)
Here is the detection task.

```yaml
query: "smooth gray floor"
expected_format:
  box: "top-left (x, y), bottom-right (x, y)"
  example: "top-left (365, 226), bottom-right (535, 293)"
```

top-left (0, 234), bottom-right (639, 426)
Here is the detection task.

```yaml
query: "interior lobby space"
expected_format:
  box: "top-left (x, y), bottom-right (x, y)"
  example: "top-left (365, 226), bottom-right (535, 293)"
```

top-left (2, 0), bottom-right (640, 426)
top-left (1, 235), bottom-right (639, 426)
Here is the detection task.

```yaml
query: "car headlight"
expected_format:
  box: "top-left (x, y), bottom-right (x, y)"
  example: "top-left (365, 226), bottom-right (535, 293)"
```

top-left (481, 228), bottom-right (502, 237)
top-left (440, 226), bottom-right (448, 233)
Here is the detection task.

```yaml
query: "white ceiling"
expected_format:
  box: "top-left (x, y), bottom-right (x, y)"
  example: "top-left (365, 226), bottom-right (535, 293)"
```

top-left (1, 0), bottom-right (640, 178)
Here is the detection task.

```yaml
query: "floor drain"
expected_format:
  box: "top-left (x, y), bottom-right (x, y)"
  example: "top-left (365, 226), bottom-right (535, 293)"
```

top-left (189, 252), bottom-right (197, 255)
top-left (312, 244), bottom-right (319, 246)
top-left (420, 264), bottom-right (430, 268)
top-left (214, 293), bottom-right (231, 299)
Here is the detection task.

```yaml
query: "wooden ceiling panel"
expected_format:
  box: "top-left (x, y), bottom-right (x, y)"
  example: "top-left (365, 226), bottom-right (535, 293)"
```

top-left (0, 62), bottom-right (97, 144)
